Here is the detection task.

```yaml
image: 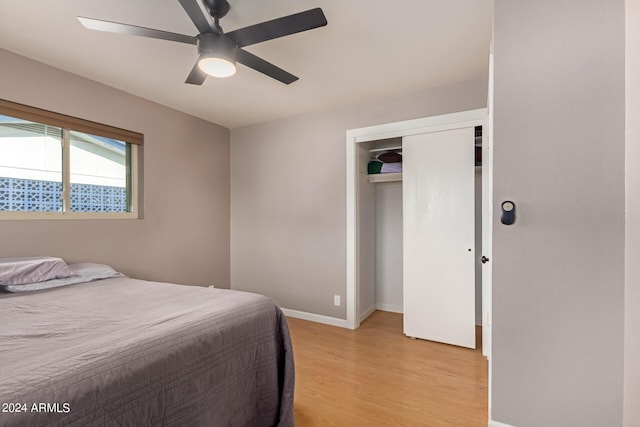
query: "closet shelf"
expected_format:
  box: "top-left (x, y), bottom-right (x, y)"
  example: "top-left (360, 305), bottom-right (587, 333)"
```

top-left (369, 146), bottom-right (402, 153)
top-left (368, 173), bottom-right (403, 183)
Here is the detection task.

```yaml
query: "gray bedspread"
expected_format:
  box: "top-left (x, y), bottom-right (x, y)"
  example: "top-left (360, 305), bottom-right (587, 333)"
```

top-left (0, 278), bottom-right (294, 427)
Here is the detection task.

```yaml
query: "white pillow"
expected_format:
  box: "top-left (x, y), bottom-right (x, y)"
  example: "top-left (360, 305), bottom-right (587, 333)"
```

top-left (0, 257), bottom-right (72, 286)
top-left (68, 263), bottom-right (122, 280)
top-left (1, 263), bottom-right (123, 293)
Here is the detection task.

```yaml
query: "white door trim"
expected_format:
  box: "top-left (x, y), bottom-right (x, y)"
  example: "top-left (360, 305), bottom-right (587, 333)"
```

top-left (346, 108), bottom-right (488, 330)
top-left (486, 51), bottom-right (495, 419)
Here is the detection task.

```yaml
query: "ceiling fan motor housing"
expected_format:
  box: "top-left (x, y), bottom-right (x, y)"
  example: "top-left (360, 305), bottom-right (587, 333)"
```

top-left (198, 32), bottom-right (236, 63)
top-left (204, 0), bottom-right (230, 18)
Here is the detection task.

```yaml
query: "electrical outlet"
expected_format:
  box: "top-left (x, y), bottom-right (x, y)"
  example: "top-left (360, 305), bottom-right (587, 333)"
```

top-left (334, 295), bottom-right (340, 306)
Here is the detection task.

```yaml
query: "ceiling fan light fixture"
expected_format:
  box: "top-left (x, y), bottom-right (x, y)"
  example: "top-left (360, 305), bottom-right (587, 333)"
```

top-left (197, 33), bottom-right (237, 78)
top-left (199, 56), bottom-right (236, 77)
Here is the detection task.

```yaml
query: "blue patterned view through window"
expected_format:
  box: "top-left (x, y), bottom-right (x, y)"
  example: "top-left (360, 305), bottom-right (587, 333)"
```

top-left (0, 177), bottom-right (126, 212)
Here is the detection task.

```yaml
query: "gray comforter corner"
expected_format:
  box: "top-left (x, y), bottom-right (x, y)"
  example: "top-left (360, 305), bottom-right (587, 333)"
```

top-left (0, 278), bottom-right (295, 427)
top-left (275, 307), bottom-right (295, 427)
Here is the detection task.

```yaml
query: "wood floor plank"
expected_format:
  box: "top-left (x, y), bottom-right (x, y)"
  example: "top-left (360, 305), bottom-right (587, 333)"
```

top-left (288, 310), bottom-right (488, 426)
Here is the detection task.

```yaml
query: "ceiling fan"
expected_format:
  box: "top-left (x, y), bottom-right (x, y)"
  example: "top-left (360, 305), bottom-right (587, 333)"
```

top-left (77, 0), bottom-right (327, 85)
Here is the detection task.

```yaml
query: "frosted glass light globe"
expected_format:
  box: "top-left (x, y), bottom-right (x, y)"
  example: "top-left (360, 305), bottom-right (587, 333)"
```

top-left (198, 57), bottom-right (236, 78)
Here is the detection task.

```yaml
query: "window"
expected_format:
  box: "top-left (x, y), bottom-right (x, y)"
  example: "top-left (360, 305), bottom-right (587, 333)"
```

top-left (0, 99), bottom-right (142, 219)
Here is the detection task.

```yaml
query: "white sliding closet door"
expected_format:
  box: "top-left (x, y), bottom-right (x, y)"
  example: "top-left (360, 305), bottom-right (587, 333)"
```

top-left (403, 127), bottom-right (476, 348)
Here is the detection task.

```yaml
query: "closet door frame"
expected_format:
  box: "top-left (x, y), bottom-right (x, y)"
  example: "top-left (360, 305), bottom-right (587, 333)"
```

top-left (345, 108), bottom-right (488, 335)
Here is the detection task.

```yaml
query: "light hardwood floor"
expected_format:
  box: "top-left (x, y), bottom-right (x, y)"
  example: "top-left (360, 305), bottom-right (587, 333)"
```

top-left (287, 310), bottom-right (487, 426)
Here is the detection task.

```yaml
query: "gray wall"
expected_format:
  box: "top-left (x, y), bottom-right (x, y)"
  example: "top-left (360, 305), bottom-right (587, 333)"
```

top-left (492, 1), bottom-right (625, 426)
top-left (0, 49), bottom-right (231, 288)
top-left (231, 78), bottom-right (487, 318)
top-left (625, 0), bottom-right (640, 425)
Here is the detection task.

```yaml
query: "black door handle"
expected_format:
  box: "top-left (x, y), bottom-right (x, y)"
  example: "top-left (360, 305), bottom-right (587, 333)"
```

top-left (481, 256), bottom-right (490, 264)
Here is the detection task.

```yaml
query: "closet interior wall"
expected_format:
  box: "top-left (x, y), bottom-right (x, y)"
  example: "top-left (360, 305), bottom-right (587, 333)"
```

top-left (358, 137), bottom-right (404, 320)
top-left (358, 144), bottom-right (377, 319)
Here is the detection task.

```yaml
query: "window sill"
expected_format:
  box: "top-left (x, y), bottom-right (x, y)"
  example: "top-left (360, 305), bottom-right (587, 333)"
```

top-left (0, 212), bottom-right (139, 220)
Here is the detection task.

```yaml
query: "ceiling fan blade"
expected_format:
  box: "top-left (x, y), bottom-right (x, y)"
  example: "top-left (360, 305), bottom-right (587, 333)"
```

top-left (77, 17), bottom-right (196, 45)
top-left (236, 49), bottom-right (298, 84)
top-left (178, 0), bottom-right (219, 35)
top-left (185, 62), bottom-right (207, 85)
top-left (225, 8), bottom-right (327, 48)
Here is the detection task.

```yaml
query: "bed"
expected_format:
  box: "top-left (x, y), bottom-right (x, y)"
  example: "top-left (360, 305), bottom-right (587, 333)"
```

top-left (0, 262), bottom-right (294, 427)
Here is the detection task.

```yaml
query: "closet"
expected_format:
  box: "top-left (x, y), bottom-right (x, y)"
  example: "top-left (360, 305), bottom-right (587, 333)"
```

top-left (356, 123), bottom-right (483, 349)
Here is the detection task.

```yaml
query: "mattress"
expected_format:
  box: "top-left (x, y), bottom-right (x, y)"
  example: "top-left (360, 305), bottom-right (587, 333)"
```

top-left (0, 278), bottom-right (294, 426)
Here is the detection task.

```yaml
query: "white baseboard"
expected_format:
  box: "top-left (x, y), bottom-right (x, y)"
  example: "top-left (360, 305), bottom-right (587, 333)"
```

top-left (376, 303), bottom-right (403, 314)
top-left (360, 304), bottom-right (376, 322)
top-left (489, 420), bottom-right (515, 427)
top-left (281, 308), bottom-right (349, 328)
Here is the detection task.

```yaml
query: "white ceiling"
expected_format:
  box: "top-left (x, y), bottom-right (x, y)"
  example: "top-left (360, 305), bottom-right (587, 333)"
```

top-left (0, 0), bottom-right (491, 128)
